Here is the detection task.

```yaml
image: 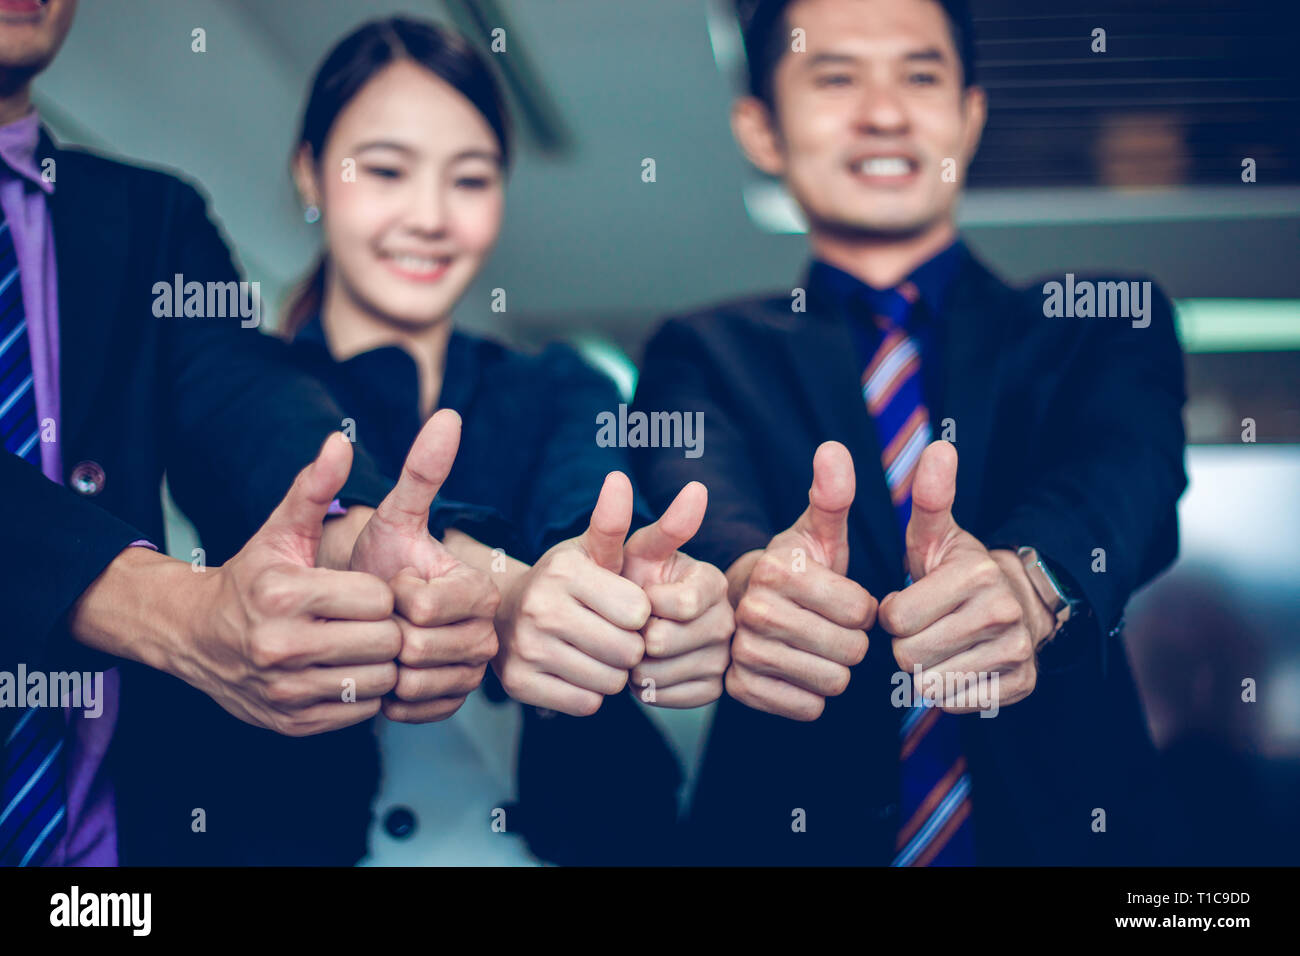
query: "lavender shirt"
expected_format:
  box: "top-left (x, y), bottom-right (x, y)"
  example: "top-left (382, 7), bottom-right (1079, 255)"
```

top-left (1, 110), bottom-right (119, 866)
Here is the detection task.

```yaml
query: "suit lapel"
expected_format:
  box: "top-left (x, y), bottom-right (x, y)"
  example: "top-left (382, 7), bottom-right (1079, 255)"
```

top-left (936, 252), bottom-right (1011, 530)
top-left (39, 130), bottom-right (128, 452)
top-left (784, 305), bottom-right (907, 588)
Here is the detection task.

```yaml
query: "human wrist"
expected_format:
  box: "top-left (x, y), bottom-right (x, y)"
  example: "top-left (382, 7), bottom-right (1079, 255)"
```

top-left (990, 548), bottom-right (1057, 647)
top-left (68, 547), bottom-right (214, 676)
top-left (319, 504), bottom-right (374, 570)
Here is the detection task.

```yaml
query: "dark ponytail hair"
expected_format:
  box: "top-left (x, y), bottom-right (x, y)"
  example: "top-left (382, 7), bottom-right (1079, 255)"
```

top-left (283, 17), bottom-right (512, 339)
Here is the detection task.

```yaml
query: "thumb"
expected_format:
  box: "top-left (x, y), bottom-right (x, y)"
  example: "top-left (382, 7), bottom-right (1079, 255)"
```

top-left (259, 432), bottom-right (353, 562)
top-left (906, 440), bottom-right (960, 578)
top-left (377, 407), bottom-right (462, 534)
top-left (579, 472), bottom-right (635, 572)
top-left (625, 481), bottom-right (707, 567)
top-left (794, 441), bottom-right (855, 574)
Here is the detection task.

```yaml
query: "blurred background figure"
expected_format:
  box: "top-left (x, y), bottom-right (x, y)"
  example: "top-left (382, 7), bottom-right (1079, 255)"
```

top-left (1093, 110), bottom-right (1190, 188)
top-left (32, 0), bottom-right (1298, 863)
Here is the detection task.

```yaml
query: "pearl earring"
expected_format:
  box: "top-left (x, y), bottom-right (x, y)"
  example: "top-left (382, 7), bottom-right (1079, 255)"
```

top-left (304, 205), bottom-right (320, 224)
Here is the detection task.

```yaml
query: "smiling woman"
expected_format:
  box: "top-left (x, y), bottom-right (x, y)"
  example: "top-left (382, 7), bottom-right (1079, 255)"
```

top-left (284, 19), bottom-right (511, 380)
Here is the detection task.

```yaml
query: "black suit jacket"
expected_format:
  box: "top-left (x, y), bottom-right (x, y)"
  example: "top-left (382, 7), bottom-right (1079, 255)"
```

top-left (0, 132), bottom-right (395, 863)
top-left (631, 246), bottom-right (1188, 865)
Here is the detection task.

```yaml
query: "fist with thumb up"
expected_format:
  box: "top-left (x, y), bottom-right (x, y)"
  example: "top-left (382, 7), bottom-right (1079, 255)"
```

top-left (726, 442), bottom-right (877, 721)
top-left (492, 472), bottom-right (653, 716)
top-left (878, 440), bottom-right (1056, 713)
top-left (182, 431), bottom-right (404, 737)
top-left (622, 481), bottom-right (734, 710)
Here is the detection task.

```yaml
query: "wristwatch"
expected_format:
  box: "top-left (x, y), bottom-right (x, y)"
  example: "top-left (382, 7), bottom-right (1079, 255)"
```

top-left (1016, 546), bottom-right (1085, 638)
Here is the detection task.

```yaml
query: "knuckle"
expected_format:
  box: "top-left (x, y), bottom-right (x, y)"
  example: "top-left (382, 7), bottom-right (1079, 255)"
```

top-left (514, 631), bottom-right (545, 667)
top-left (629, 592), bottom-right (653, 630)
top-left (617, 637), bottom-right (644, 670)
top-left (858, 592), bottom-right (879, 629)
top-left (988, 594), bottom-right (1023, 628)
top-left (398, 629), bottom-right (431, 666)
top-left (751, 553), bottom-right (789, 589)
top-left (738, 635), bottom-right (776, 675)
top-left (736, 595), bottom-right (778, 634)
top-left (878, 598), bottom-right (901, 634)
top-left (278, 714), bottom-right (314, 738)
top-left (676, 588), bottom-right (702, 622)
top-left (381, 698), bottom-right (410, 723)
top-left (250, 572), bottom-right (300, 618)
top-left (604, 669), bottom-right (630, 695)
top-left (249, 630), bottom-right (288, 670)
top-left (972, 558), bottom-right (1002, 589)
top-left (795, 695), bottom-right (826, 722)
top-left (265, 711), bottom-right (291, 735)
top-left (474, 624), bottom-right (499, 664)
top-left (263, 677), bottom-right (298, 707)
top-left (730, 631), bottom-right (757, 669)
top-left (378, 620), bottom-right (403, 658)
top-left (408, 589), bottom-right (438, 626)
top-left (643, 617), bottom-right (670, 658)
top-left (845, 630), bottom-right (869, 666)
top-left (823, 665), bottom-right (852, 697)
top-left (446, 669), bottom-right (478, 698)
top-left (519, 588), bottom-right (554, 623)
top-left (394, 668), bottom-right (422, 701)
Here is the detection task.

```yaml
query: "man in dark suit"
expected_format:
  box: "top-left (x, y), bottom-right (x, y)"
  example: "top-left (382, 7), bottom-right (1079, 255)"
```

top-left (631, 0), bottom-right (1187, 865)
top-left (0, 0), bottom-right (498, 866)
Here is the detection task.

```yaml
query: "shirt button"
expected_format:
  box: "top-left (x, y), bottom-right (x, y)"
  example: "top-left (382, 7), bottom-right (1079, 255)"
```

top-left (877, 802), bottom-right (899, 821)
top-left (69, 460), bottom-right (105, 496)
top-left (383, 806), bottom-right (417, 840)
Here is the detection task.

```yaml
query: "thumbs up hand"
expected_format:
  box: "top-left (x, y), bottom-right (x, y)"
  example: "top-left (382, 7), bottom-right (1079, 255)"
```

top-left (492, 472), bottom-right (653, 716)
top-left (346, 409), bottom-right (500, 724)
top-left (727, 442), bottom-right (877, 721)
top-left (622, 482), bottom-right (734, 709)
top-left (187, 431), bottom-right (404, 737)
top-left (878, 441), bottom-right (1053, 712)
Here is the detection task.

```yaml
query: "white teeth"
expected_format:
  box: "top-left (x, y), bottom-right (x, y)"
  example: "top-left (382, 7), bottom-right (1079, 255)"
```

top-left (856, 157), bottom-right (912, 176)
top-left (390, 255), bottom-right (446, 272)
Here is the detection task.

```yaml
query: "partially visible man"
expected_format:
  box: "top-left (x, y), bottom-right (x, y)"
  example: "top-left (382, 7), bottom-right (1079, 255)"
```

top-left (0, 0), bottom-right (498, 866)
top-left (633, 0), bottom-right (1187, 865)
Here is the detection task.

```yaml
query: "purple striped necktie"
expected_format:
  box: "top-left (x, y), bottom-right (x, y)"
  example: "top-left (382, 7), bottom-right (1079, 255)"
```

top-left (857, 280), bottom-right (975, 866)
top-left (0, 208), bottom-right (67, 867)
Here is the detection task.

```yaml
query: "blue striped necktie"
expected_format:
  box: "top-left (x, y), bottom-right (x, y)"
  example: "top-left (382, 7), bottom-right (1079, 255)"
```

top-left (856, 280), bottom-right (975, 866)
top-left (0, 206), bottom-right (67, 867)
